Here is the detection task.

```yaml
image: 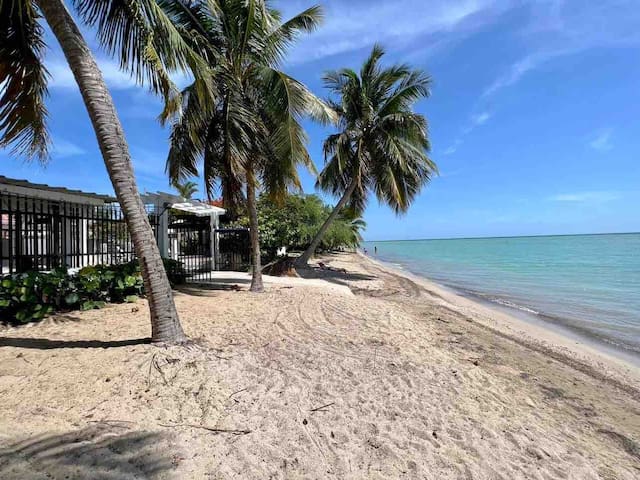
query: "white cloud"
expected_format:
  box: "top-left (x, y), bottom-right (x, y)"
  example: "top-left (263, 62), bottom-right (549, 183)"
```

top-left (282, 0), bottom-right (512, 64)
top-left (51, 138), bottom-right (85, 158)
top-left (443, 111), bottom-right (492, 155)
top-left (483, 52), bottom-right (549, 97)
top-left (46, 56), bottom-right (138, 90)
top-left (548, 191), bottom-right (621, 203)
top-left (483, 0), bottom-right (640, 97)
top-left (46, 56), bottom-right (192, 92)
top-left (589, 129), bottom-right (613, 152)
top-left (471, 111), bottom-right (491, 126)
top-left (442, 145), bottom-right (459, 156)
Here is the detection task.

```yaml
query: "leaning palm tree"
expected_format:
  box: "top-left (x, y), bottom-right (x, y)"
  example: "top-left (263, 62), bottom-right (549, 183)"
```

top-left (164, 0), bottom-right (335, 292)
top-left (297, 45), bottom-right (437, 267)
top-left (0, 0), bottom-right (211, 343)
top-left (174, 180), bottom-right (198, 200)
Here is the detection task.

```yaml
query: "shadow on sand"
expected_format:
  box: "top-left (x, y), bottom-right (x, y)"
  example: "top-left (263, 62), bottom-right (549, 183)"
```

top-left (0, 424), bottom-right (174, 479)
top-left (295, 265), bottom-right (377, 290)
top-left (0, 337), bottom-right (151, 350)
top-left (176, 282), bottom-right (244, 297)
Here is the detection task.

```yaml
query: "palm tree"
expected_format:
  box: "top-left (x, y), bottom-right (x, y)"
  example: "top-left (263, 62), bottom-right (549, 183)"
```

top-left (174, 180), bottom-right (198, 200)
top-left (297, 45), bottom-right (437, 267)
top-left (164, 0), bottom-right (335, 292)
top-left (342, 211), bottom-right (367, 248)
top-left (0, 0), bottom-right (210, 343)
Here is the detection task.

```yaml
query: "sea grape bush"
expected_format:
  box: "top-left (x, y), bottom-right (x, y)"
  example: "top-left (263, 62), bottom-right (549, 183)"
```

top-left (0, 259), bottom-right (186, 324)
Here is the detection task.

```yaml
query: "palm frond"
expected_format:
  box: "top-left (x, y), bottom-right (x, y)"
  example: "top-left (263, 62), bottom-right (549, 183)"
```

top-left (74, 0), bottom-right (217, 114)
top-left (0, 0), bottom-right (50, 161)
top-left (265, 5), bottom-right (323, 65)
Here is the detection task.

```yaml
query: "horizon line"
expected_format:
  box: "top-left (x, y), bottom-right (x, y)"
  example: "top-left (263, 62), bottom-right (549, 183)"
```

top-left (363, 231), bottom-right (640, 243)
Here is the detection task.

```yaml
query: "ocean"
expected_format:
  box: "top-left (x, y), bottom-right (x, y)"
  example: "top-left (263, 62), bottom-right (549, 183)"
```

top-left (363, 233), bottom-right (640, 359)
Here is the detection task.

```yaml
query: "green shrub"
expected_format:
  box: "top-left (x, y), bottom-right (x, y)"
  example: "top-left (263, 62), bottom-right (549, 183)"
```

top-left (161, 258), bottom-right (188, 286)
top-left (0, 258), bottom-right (185, 325)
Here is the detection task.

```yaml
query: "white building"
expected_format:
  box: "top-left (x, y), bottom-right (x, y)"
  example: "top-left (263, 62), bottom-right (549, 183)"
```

top-left (0, 176), bottom-right (245, 279)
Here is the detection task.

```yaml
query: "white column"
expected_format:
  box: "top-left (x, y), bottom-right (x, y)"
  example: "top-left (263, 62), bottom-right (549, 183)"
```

top-left (157, 203), bottom-right (169, 258)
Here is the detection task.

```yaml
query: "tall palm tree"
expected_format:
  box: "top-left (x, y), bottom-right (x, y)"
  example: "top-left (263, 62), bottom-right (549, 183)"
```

top-left (164, 0), bottom-right (335, 292)
top-left (297, 45), bottom-right (437, 267)
top-left (0, 0), bottom-right (211, 343)
top-left (174, 180), bottom-right (198, 200)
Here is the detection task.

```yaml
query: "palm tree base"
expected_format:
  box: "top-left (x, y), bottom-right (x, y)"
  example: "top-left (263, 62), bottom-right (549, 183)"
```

top-left (249, 278), bottom-right (265, 293)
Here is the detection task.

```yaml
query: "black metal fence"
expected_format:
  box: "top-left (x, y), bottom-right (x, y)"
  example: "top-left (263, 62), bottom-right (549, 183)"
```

top-left (0, 190), bottom-right (250, 280)
top-left (0, 191), bottom-right (158, 275)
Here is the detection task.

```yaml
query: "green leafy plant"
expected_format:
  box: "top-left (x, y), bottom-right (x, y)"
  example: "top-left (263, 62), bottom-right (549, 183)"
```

top-left (0, 258), bottom-right (184, 325)
top-left (229, 193), bottom-right (366, 261)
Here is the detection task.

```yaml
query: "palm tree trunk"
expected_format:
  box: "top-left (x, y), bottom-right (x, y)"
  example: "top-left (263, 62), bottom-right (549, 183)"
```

top-left (296, 177), bottom-right (359, 267)
top-left (37, 0), bottom-right (186, 344)
top-left (246, 162), bottom-right (264, 292)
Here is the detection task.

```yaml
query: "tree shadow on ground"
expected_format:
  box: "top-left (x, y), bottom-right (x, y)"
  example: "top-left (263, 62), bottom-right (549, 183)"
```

top-left (0, 424), bottom-right (175, 479)
top-left (176, 282), bottom-right (244, 297)
top-left (295, 266), bottom-right (377, 290)
top-left (0, 337), bottom-right (151, 350)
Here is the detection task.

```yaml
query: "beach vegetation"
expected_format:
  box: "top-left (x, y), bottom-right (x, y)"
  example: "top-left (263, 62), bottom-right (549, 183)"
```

top-left (228, 193), bottom-right (365, 260)
top-left (0, 258), bottom-right (187, 324)
top-left (0, 0), bottom-right (206, 343)
top-left (164, 0), bottom-right (336, 293)
top-left (297, 45), bottom-right (437, 266)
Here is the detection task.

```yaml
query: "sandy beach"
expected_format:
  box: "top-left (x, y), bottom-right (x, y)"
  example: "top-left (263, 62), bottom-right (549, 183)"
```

top-left (0, 252), bottom-right (639, 479)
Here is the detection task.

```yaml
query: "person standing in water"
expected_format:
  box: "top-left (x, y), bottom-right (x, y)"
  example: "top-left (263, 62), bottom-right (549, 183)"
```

top-left (374, 246), bottom-right (378, 255)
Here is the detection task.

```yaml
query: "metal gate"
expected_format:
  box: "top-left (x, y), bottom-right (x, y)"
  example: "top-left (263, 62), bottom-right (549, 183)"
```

top-left (168, 213), bottom-right (250, 282)
top-left (214, 228), bottom-right (250, 272)
top-left (168, 214), bottom-right (214, 282)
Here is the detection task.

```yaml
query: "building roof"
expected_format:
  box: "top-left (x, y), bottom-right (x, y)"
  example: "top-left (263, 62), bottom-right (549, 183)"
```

top-left (0, 176), bottom-right (116, 202)
top-left (140, 192), bottom-right (226, 216)
top-left (0, 177), bottom-right (227, 216)
top-left (171, 201), bottom-right (226, 217)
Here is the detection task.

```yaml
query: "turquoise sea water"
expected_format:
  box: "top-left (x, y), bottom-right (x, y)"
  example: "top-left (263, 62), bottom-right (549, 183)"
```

top-left (363, 234), bottom-right (640, 358)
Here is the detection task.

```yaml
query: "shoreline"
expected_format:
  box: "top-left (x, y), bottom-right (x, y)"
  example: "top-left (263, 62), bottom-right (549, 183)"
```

top-left (1, 252), bottom-right (640, 477)
top-left (354, 251), bottom-right (640, 387)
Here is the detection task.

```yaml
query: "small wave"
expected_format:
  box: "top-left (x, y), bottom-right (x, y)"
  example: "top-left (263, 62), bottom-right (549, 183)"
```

top-left (489, 297), bottom-right (540, 315)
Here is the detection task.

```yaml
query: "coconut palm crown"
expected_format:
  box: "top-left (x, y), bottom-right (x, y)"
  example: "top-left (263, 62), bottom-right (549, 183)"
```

top-left (298, 45), bottom-right (437, 266)
top-left (164, 0), bottom-right (335, 292)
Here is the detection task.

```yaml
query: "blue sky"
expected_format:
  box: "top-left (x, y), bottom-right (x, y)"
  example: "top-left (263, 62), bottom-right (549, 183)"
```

top-left (2, 0), bottom-right (639, 240)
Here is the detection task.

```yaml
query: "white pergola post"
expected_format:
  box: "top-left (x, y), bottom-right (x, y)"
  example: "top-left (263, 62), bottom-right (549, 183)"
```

top-left (157, 204), bottom-right (169, 258)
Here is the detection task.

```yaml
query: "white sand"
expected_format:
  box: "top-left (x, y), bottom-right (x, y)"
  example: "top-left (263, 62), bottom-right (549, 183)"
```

top-left (0, 252), bottom-right (638, 479)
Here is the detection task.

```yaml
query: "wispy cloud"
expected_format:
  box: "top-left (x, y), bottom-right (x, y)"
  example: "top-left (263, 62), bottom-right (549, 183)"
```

top-left (46, 55), bottom-right (192, 92)
top-left (443, 143), bottom-right (460, 156)
top-left (130, 147), bottom-right (170, 189)
top-left (283, 0), bottom-right (512, 64)
top-left (589, 128), bottom-right (614, 152)
top-left (51, 138), bottom-right (85, 158)
top-left (46, 56), bottom-right (138, 90)
top-left (483, 1), bottom-right (640, 97)
top-left (548, 191), bottom-right (621, 203)
top-left (470, 112), bottom-right (492, 126)
top-left (443, 111), bottom-right (492, 155)
top-left (483, 52), bottom-right (551, 97)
